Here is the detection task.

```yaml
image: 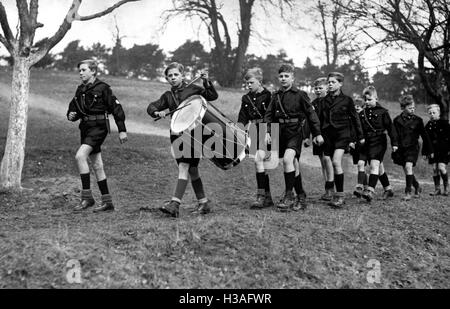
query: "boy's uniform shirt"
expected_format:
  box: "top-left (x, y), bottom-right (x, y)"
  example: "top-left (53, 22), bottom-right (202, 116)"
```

top-left (67, 78), bottom-right (126, 132)
top-left (359, 103), bottom-right (398, 147)
top-left (393, 113), bottom-right (432, 155)
top-left (317, 92), bottom-right (363, 141)
top-left (264, 86), bottom-right (321, 138)
top-left (423, 119), bottom-right (450, 159)
top-left (147, 80), bottom-right (218, 119)
top-left (238, 88), bottom-right (271, 125)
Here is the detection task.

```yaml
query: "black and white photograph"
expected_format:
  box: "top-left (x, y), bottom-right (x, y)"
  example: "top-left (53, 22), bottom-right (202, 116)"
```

top-left (0, 0), bottom-right (448, 291)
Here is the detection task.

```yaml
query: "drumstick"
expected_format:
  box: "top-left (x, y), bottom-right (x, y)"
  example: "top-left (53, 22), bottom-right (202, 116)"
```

top-left (186, 75), bottom-right (202, 87)
top-left (154, 102), bottom-right (192, 121)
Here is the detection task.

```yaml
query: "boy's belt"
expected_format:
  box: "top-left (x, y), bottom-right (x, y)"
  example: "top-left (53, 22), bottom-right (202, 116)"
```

top-left (82, 114), bottom-right (106, 122)
top-left (365, 130), bottom-right (385, 137)
top-left (278, 118), bottom-right (299, 123)
top-left (250, 119), bottom-right (263, 124)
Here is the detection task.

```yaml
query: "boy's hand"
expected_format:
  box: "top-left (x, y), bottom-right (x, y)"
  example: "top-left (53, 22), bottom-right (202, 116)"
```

top-left (349, 142), bottom-right (356, 150)
top-left (265, 133), bottom-right (272, 145)
top-left (313, 135), bottom-right (324, 146)
top-left (303, 138), bottom-right (311, 148)
top-left (119, 132), bottom-right (128, 144)
top-left (392, 146), bottom-right (398, 152)
top-left (200, 70), bottom-right (209, 81)
top-left (430, 153), bottom-right (434, 159)
top-left (68, 112), bottom-right (77, 121)
top-left (359, 138), bottom-right (366, 145)
top-left (155, 111), bottom-right (166, 119)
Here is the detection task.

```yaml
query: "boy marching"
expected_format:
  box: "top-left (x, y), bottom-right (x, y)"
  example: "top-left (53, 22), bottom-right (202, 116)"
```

top-left (392, 95), bottom-right (433, 201)
top-left (238, 68), bottom-right (274, 209)
top-left (67, 59), bottom-right (128, 213)
top-left (147, 63), bottom-right (218, 217)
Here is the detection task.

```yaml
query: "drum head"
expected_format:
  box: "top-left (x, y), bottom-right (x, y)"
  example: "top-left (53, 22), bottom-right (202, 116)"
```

top-left (170, 95), bottom-right (207, 134)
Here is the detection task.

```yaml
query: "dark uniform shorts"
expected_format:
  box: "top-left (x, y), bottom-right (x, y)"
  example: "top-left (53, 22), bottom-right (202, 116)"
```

top-left (428, 150), bottom-right (450, 165)
top-left (277, 122), bottom-right (303, 158)
top-left (359, 134), bottom-right (387, 162)
top-left (323, 127), bottom-right (351, 157)
top-left (80, 120), bottom-right (108, 154)
top-left (392, 144), bottom-right (420, 167)
top-left (170, 132), bottom-right (203, 167)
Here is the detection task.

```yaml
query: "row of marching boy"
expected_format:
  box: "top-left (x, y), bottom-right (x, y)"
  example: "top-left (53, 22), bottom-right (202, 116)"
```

top-left (66, 60), bottom-right (449, 217)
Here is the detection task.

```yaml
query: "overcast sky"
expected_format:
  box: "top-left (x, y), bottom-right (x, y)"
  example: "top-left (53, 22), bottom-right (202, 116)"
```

top-left (0, 0), bottom-right (414, 75)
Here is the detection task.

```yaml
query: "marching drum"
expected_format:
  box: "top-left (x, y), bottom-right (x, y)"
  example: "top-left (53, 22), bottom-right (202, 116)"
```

top-left (170, 95), bottom-right (250, 170)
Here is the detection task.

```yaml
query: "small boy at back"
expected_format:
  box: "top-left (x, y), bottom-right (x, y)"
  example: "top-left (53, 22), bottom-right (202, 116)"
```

top-left (392, 95), bottom-right (433, 201)
top-left (423, 104), bottom-right (450, 196)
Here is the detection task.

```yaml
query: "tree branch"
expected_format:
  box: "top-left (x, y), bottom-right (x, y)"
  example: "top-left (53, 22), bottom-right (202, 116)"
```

top-left (0, 2), bottom-right (15, 53)
top-left (78, 0), bottom-right (140, 21)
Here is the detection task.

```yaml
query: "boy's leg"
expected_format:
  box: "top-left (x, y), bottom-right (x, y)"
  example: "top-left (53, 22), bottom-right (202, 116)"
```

top-left (439, 163), bottom-right (448, 196)
top-left (293, 156), bottom-right (308, 211)
top-left (354, 159), bottom-right (366, 198)
top-left (321, 155), bottom-right (335, 201)
top-left (362, 160), bottom-right (380, 202)
top-left (431, 164), bottom-right (441, 196)
top-left (74, 145), bottom-right (96, 212)
top-left (160, 162), bottom-right (190, 217)
top-left (278, 149), bottom-right (297, 211)
top-left (403, 162), bottom-right (414, 201)
top-left (189, 166), bottom-right (211, 214)
top-left (378, 163), bottom-right (394, 200)
top-left (252, 150), bottom-right (268, 209)
top-left (329, 149), bottom-right (346, 208)
top-left (90, 152), bottom-right (114, 213)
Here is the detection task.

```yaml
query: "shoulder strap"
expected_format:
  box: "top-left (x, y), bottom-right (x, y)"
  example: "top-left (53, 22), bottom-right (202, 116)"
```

top-left (245, 94), bottom-right (263, 119)
top-left (170, 91), bottom-right (180, 107)
top-left (363, 109), bottom-right (378, 132)
top-left (277, 93), bottom-right (289, 119)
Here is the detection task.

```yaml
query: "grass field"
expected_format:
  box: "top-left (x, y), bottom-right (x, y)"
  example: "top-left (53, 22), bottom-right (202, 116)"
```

top-left (0, 69), bottom-right (448, 289)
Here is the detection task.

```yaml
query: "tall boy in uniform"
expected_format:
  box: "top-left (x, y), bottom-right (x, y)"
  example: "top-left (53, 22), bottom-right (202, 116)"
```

top-left (392, 95), bottom-right (433, 201)
top-left (264, 64), bottom-right (324, 211)
top-left (67, 59), bottom-right (128, 213)
top-left (317, 72), bottom-right (364, 208)
top-left (237, 68), bottom-right (274, 209)
top-left (147, 63), bottom-right (218, 217)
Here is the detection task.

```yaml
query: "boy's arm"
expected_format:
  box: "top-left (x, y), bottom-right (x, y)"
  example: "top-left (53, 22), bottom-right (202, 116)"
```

top-left (105, 87), bottom-right (126, 133)
top-left (200, 80), bottom-right (219, 101)
top-left (348, 98), bottom-right (364, 141)
top-left (301, 92), bottom-right (321, 137)
top-left (384, 111), bottom-right (398, 147)
top-left (264, 95), bottom-right (275, 134)
top-left (237, 96), bottom-right (250, 125)
top-left (420, 119), bottom-right (433, 156)
top-left (67, 96), bottom-right (81, 121)
top-left (147, 94), bottom-right (169, 118)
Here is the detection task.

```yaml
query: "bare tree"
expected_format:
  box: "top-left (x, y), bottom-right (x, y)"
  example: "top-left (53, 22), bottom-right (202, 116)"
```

top-left (0, 0), bottom-right (140, 191)
top-left (162, 0), bottom-right (294, 87)
top-left (340, 0), bottom-right (450, 118)
top-left (313, 0), bottom-right (361, 70)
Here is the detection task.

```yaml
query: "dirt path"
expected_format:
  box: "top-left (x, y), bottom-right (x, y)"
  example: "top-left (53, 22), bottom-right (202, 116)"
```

top-left (0, 82), bottom-right (169, 138)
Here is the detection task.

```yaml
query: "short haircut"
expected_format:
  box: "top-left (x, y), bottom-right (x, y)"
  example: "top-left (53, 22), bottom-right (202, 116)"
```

top-left (313, 77), bottom-right (327, 87)
top-left (244, 67), bottom-right (263, 82)
top-left (78, 59), bottom-right (98, 75)
top-left (363, 86), bottom-right (378, 99)
top-left (427, 104), bottom-right (440, 113)
top-left (164, 62), bottom-right (184, 76)
top-left (278, 63), bottom-right (295, 74)
top-left (399, 94), bottom-right (415, 108)
top-left (328, 72), bottom-right (344, 83)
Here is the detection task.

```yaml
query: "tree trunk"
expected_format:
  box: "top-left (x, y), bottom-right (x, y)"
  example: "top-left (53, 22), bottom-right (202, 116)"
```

top-left (0, 57), bottom-right (31, 191)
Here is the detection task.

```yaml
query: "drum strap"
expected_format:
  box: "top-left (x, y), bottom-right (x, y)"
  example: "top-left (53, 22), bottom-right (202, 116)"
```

top-left (170, 91), bottom-right (180, 107)
top-left (277, 94), bottom-right (290, 119)
top-left (363, 109), bottom-right (380, 133)
top-left (245, 95), bottom-right (263, 119)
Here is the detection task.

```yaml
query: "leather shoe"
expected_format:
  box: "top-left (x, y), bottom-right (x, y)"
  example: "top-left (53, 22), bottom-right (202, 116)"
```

top-left (159, 200), bottom-right (180, 217)
top-left (93, 201), bottom-right (114, 213)
top-left (74, 199), bottom-right (95, 212)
